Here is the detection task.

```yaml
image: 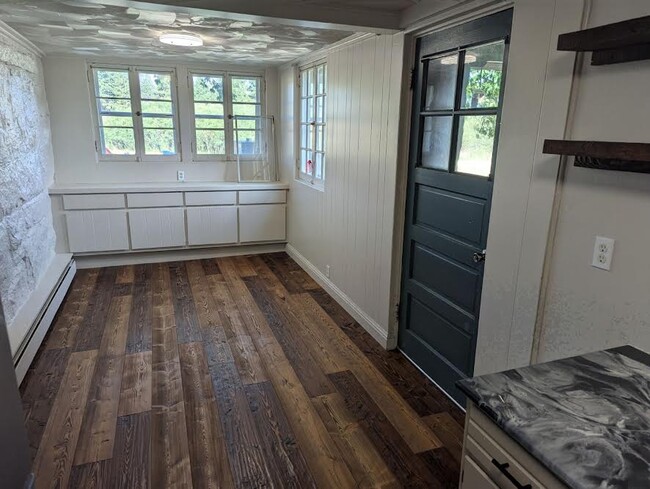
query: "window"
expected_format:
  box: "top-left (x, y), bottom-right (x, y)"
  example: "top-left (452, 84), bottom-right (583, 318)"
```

top-left (420, 40), bottom-right (506, 177)
top-left (91, 66), bottom-right (180, 161)
top-left (190, 73), bottom-right (264, 160)
top-left (298, 62), bottom-right (327, 185)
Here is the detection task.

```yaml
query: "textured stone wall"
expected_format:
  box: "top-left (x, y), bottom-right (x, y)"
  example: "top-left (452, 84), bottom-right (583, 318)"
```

top-left (0, 30), bottom-right (55, 324)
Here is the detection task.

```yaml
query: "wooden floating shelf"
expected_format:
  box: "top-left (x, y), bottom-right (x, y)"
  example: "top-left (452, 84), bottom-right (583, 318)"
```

top-left (543, 140), bottom-right (650, 174)
top-left (557, 15), bottom-right (650, 66)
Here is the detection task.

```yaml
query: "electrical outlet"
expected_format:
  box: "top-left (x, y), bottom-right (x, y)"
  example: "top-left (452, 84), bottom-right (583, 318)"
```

top-left (325, 265), bottom-right (330, 278)
top-left (177, 170), bottom-right (185, 182)
top-left (592, 236), bottom-right (615, 271)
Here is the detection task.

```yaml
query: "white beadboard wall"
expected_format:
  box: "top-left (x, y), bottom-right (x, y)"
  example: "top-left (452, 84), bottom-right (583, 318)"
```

top-left (280, 33), bottom-right (405, 347)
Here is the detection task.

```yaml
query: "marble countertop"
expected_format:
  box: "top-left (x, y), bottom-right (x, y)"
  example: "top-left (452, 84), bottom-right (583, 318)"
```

top-left (457, 346), bottom-right (650, 489)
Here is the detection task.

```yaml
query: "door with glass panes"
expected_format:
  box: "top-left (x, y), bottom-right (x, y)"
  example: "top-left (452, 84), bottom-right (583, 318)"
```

top-left (398, 10), bottom-right (512, 405)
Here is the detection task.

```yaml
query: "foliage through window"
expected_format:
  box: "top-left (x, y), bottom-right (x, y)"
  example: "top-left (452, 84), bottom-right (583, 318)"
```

top-left (298, 62), bottom-right (326, 185)
top-left (190, 73), bottom-right (264, 160)
top-left (92, 67), bottom-right (179, 161)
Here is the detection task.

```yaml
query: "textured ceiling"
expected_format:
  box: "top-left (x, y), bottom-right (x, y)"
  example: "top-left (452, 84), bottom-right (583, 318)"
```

top-left (0, 0), bottom-right (358, 65)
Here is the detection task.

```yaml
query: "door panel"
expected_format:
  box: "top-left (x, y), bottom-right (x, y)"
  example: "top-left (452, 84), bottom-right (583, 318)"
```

top-left (399, 10), bottom-right (512, 405)
top-left (414, 186), bottom-right (487, 244)
top-left (411, 244), bottom-right (480, 313)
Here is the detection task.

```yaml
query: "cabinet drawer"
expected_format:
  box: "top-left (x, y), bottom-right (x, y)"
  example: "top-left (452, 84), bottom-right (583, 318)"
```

top-left (185, 191), bottom-right (237, 206)
top-left (63, 193), bottom-right (124, 210)
top-left (239, 204), bottom-right (286, 242)
top-left (465, 404), bottom-right (567, 488)
top-left (461, 456), bottom-right (498, 489)
top-left (238, 190), bottom-right (286, 205)
top-left (128, 208), bottom-right (186, 249)
top-left (187, 207), bottom-right (238, 246)
top-left (66, 210), bottom-right (129, 253)
top-left (127, 192), bottom-right (183, 208)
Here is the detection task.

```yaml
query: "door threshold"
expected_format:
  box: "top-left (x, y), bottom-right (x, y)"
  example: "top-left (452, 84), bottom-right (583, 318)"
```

top-left (398, 347), bottom-right (466, 413)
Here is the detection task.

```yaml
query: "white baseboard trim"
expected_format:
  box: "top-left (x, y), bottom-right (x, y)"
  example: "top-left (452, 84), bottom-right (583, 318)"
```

top-left (12, 254), bottom-right (75, 384)
top-left (285, 244), bottom-right (390, 349)
top-left (74, 243), bottom-right (286, 269)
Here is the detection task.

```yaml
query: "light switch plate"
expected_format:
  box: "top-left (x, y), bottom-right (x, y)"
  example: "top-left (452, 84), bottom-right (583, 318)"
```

top-left (592, 236), bottom-right (615, 271)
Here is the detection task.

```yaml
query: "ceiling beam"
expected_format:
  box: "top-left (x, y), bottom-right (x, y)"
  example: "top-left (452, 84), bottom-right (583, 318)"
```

top-left (88, 0), bottom-right (402, 33)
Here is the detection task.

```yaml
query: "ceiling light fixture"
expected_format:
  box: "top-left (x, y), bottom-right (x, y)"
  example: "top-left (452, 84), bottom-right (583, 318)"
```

top-left (159, 32), bottom-right (203, 47)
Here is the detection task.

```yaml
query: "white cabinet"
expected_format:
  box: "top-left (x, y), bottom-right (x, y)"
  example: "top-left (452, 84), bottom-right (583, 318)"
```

top-left (239, 190), bottom-right (286, 204)
top-left (129, 208), bottom-right (186, 249)
top-left (239, 204), bottom-right (286, 243)
top-left (63, 193), bottom-right (124, 210)
top-left (187, 207), bottom-right (238, 246)
top-left (460, 403), bottom-right (567, 489)
top-left (127, 192), bottom-right (183, 208)
top-left (185, 191), bottom-right (237, 206)
top-left (66, 210), bottom-right (129, 253)
top-left (54, 186), bottom-right (287, 255)
top-left (461, 456), bottom-right (499, 489)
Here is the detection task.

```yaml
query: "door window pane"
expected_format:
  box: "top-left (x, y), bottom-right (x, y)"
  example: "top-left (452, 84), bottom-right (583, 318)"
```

top-left (461, 41), bottom-right (505, 109)
top-left (421, 116), bottom-right (452, 170)
top-left (144, 129), bottom-right (176, 155)
top-left (423, 55), bottom-right (458, 111)
top-left (231, 77), bottom-right (261, 103)
top-left (455, 115), bottom-right (497, 176)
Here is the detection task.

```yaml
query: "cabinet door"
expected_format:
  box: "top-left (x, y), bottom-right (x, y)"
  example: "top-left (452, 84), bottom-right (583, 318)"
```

top-left (461, 456), bottom-right (498, 489)
top-left (66, 210), bottom-right (129, 253)
top-left (129, 208), bottom-right (186, 249)
top-left (187, 207), bottom-right (238, 246)
top-left (239, 204), bottom-right (286, 243)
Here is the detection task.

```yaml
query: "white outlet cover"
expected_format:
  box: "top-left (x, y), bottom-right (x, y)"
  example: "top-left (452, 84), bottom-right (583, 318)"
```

top-left (592, 236), bottom-right (615, 271)
top-left (177, 170), bottom-right (185, 182)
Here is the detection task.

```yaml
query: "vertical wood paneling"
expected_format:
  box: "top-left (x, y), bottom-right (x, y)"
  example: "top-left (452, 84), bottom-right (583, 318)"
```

top-left (284, 34), bottom-right (405, 343)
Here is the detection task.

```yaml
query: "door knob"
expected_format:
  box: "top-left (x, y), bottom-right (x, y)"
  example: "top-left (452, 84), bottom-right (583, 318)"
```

top-left (473, 250), bottom-right (486, 263)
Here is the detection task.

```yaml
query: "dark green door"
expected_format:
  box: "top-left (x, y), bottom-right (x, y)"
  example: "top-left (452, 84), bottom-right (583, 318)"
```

top-left (398, 10), bottom-right (512, 405)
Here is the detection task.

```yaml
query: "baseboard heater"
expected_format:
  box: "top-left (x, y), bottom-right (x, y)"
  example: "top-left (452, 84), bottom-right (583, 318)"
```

top-left (13, 258), bottom-right (76, 384)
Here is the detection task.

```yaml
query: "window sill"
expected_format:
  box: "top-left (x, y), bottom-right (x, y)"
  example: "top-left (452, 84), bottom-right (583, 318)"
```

top-left (294, 177), bottom-right (324, 192)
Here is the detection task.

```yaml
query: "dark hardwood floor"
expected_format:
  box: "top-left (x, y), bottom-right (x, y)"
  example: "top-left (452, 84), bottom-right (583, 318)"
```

top-left (20, 252), bottom-right (464, 488)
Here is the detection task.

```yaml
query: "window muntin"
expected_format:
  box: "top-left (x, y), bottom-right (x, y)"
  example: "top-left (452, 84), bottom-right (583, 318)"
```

top-left (298, 62), bottom-right (327, 185)
top-left (418, 40), bottom-right (506, 178)
top-left (92, 66), bottom-right (179, 161)
top-left (190, 73), bottom-right (264, 160)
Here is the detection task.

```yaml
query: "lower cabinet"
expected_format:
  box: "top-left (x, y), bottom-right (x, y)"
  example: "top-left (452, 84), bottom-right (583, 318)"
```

top-left (461, 456), bottom-right (499, 489)
top-left (186, 206), bottom-right (238, 246)
top-left (57, 188), bottom-right (288, 254)
top-left (66, 210), bottom-right (129, 253)
top-left (239, 204), bottom-right (286, 243)
top-left (129, 208), bottom-right (186, 249)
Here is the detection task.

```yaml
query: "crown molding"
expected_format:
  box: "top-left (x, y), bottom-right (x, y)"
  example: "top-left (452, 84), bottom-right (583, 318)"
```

top-left (277, 32), bottom-right (376, 72)
top-left (0, 20), bottom-right (44, 58)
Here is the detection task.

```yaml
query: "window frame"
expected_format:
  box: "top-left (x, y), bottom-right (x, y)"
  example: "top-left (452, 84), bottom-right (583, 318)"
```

top-left (295, 59), bottom-right (327, 188)
top-left (189, 70), bottom-right (266, 162)
top-left (89, 64), bottom-right (181, 163)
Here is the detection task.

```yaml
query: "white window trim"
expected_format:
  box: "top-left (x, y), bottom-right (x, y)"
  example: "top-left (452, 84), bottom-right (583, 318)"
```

top-left (89, 63), bottom-right (181, 163)
top-left (189, 70), bottom-right (266, 162)
top-left (295, 59), bottom-right (327, 189)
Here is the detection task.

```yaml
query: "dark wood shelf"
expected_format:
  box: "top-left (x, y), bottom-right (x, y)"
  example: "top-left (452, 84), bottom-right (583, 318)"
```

top-left (543, 140), bottom-right (650, 174)
top-left (557, 15), bottom-right (650, 66)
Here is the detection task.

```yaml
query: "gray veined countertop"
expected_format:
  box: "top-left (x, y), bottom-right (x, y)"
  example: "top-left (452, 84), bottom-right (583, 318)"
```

top-left (457, 346), bottom-right (650, 489)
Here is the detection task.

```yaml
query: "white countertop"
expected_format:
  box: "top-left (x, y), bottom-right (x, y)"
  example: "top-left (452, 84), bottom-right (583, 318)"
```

top-left (49, 181), bottom-right (290, 194)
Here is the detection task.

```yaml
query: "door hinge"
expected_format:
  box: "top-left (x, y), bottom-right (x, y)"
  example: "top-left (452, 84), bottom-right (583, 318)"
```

top-left (94, 140), bottom-right (99, 152)
top-left (396, 302), bottom-right (401, 322)
top-left (409, 68), bottom-right (416, 90)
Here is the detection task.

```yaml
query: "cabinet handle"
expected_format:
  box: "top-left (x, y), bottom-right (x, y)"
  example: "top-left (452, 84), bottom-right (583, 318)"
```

top-left (491, 459), bottom-right (532, 489)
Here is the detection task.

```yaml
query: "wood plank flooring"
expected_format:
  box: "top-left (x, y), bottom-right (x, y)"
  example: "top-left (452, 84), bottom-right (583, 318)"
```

top-left (21, 252), bottom-right (464, 488)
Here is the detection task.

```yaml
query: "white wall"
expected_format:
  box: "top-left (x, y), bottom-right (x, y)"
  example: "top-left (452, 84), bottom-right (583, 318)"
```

top-left (0, 24), bottom-right (56, 324)
top-left (280, 34), bottom-right (405, 346)
top-left (537, 0), bottom-right (650, 362)
top-left (43, 55), bottom-right (279, 185)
